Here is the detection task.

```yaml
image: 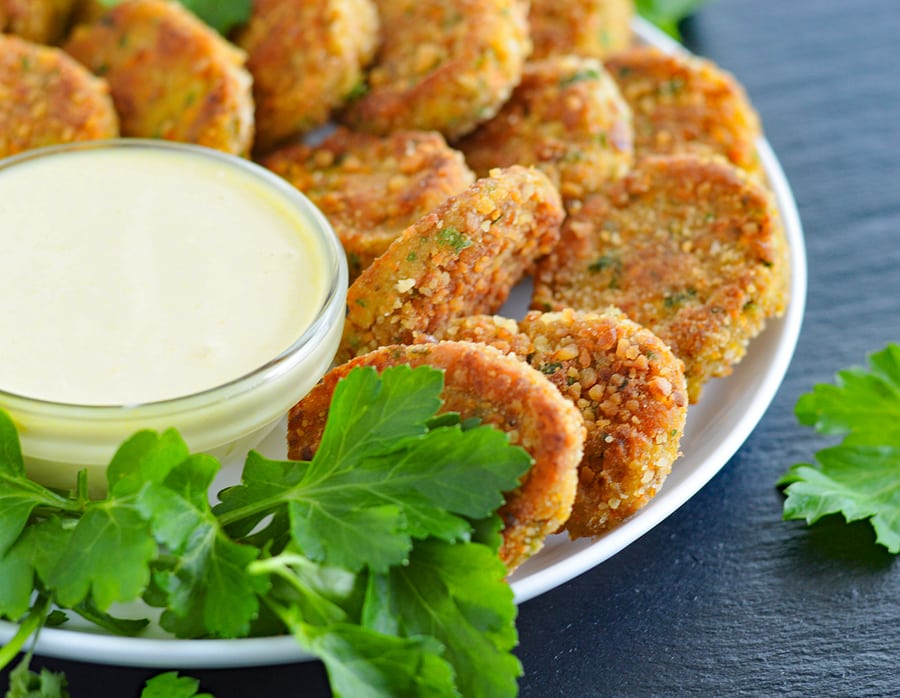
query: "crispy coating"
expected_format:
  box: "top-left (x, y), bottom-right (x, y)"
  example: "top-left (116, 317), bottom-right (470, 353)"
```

top-left (235, 0), bottom-right (379, 153)
top-left (517, 309), bottom-right (686, 536)
top-left (338, 166), bottom-right (564, 363)
top-left (261, 128), bottom-right (475, 280)
top-left (0, 34), bottom-right (118, 158)
top-left (529, 0), bottom-right (634, 61)
top-left (532, 154), bottom-right (789, 402)
top-left (342, 0), bottom-right (531, 140)
top-left (1, 0), bottom-right (78, 45)
top-left (441, 308), bottom-right (687, 536)
top-left (457, 55), bottom-right (633, 204)
top-left (436, 314), bottom-right (535, 357)
top-left (63, 0), bottom-right (254, 155)
top-left (606, 46), bottom-right (763, 176)
top-left (287, 341), bottom-right (585, 571)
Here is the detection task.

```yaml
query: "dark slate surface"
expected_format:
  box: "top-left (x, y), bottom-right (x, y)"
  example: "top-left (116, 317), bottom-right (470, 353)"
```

top-left (4, 0), bottom-right (899, 695)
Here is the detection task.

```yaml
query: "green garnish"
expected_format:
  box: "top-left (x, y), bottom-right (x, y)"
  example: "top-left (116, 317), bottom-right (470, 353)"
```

top-left (778, 343), bottom-right (900, 553)
top-left (658, 77), bottom-right (686, 96)
top-left (587, 254), bottom-right (620, 273)
top-left (437, 226), bottom-right (472, 253)
top-left (98, 0), bottom-right (252, 35)
top-left (4, 653), bottom-right (68, 698)
top-left (663, 288), bottom-right (697, 308)
top-left (0, 365), bottom-right (531, 697)
top-left (140, 672), bottom-right (213, 698)
top-left (559, 68), bottom-right (601, 87)
top-left (636, 0), bottom-right (713, 39)
top-left (345, 81), bottom-right (369, 102)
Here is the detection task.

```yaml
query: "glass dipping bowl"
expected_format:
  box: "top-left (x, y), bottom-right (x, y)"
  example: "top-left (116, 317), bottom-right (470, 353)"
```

top-left (0, 139), bottom-right (347, 493)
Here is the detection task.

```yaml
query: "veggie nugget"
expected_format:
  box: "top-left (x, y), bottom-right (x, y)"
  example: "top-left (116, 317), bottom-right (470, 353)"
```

top-left (1, 0), bottom-right (78, 45)
top-left (338, 166), bottom-right (564, 363)
top-left (287, 341), bottom-right (586, 571)
top-left (64, 0), bottom-right (254, 155)
top-left (342, 0), bottom-right (531, 140)
top-left (533, 154), bottom-right (789, 402)
top-left (261, 128), bottom-right (475, 281)
top-left (441, 308), bottom-right (688, 536)
top-left (606, 46), bottom-right (763, 176)
top-left (0, 34), bottom-right (118, 158)
top-left (528, 0), bottom-right (634, 61)
top-left (235, 0), bottom-right (379, 153)
top-left (457, 55), bottom-right (633, 204)
top-left (518, 309), bottom-right (687, 536)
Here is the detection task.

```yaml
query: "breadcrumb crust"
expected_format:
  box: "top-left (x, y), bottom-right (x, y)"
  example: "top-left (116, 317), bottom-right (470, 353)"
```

top-left (533, 154), bottom-right (789, 402)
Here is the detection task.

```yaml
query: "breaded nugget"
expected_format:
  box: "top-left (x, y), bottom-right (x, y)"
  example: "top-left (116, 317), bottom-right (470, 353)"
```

top-left (342, 0), bottom-right (531, 140)
top-left (606, 46), bottom-right (763, 176)
top-left (0, 34), bottom-right (118, 158)
top-left (262, 128), bottom-right (474, 280)
top-left (1, 0), bottom-right (78, 45)
top-left (518, 309), bottom-right (686, 536)
top-left (457, 55), bottom-right (633, 204)
top-left (63, 0), bottom-right (254, 155)
top-left (532, 154), bottom-right (788, 402)
top-left (529, 0), bottom-right (634, 60)
top-left (440, 308), bottom-right (687, 536)
top-left (235, 0), bottom-right (379, 153)
top-left (287, 341), bottom-right (586, 571)
top-left (338, 166), bottom-right (564, 363)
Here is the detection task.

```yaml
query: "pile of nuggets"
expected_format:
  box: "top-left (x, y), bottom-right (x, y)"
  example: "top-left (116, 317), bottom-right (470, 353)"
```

top-left (2, 0), bottom-right (790, 571)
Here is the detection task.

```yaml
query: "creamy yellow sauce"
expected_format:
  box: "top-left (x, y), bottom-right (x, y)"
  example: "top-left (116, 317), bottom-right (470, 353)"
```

top-left (0, 146), bottom-right (327, 405)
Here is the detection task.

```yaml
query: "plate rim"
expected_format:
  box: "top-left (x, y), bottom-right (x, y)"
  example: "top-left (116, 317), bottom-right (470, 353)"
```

top-left (0, 17), bottom-right (807, 670)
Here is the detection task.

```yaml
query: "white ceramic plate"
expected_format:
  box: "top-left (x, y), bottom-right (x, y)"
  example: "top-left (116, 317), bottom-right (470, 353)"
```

top-left (0, 18), bottom-right (807, 669)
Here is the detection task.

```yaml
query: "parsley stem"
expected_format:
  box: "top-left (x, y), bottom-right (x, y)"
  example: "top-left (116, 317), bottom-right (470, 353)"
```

top-left (0, 594), bottom-right (51, 671)
top-left (216, 496), bottom-right (285, 528)
top-left (35, 486), bottom-right (85, 514)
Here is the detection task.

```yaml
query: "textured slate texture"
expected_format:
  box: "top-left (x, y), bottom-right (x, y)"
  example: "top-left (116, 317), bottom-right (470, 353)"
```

top-left (3, 0), bottom-right (899, 695)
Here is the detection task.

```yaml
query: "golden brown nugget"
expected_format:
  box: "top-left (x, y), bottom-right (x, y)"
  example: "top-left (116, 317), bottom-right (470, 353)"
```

top-left (0, 34), bottom-right (118, 158)
top-left (529, 0), bottom-right (634, 61)
top-left (261, 128), bottom-right (475, 280)
top-left (287, 341), bottom-right (585, 571)
top-left (64, 0), bottom-right (254, 155)
top-left (440, 308), bottom-right (687, 536)
top-left (606, 46), bottom-right (763, 176)
top-left (532, 154), bottom-right (788, 402)
top-left (342, 0), bottom-right (531, 140)
top-left (1, 0), bottom-right (78, 45)
top-left (338, 166), bottom-right (564, 363)
top-left (235, 0), bottom-right (379, 153)
top-left (457, 56), bottom-right (633, 204)
top-left (517, 309), bottom-right (686, 536)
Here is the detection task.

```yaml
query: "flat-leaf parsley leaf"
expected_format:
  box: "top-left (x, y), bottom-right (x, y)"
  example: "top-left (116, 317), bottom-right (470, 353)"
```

top-left (217, 366), bottom-right (532, 573)
top-left (140, 672), bottom-right (214, 698)
top-left (635, 0), bottom-right (712, 39)
top-left (779, 343), bottom-right (900, 552)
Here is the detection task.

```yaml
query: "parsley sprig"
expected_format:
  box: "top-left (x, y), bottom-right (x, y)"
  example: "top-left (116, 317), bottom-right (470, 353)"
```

top-left (0, 366), bottom-right (532, 697)
top-left (636, 0), bottom-right (712, 39)
top-left (779, 343), bottom-right (900, 553)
